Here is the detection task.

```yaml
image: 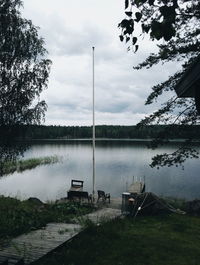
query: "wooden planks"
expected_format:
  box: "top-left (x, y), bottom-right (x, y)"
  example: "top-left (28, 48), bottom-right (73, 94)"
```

top-left (0, 208), bottom-right (122, 265)
top-left (0, 223), bottom-right (81, 265)
top-left (128, 182), bottom-right (144, 194)
top-left (0, 256), bottom-right (8, 265)
top-left (0, 255), bottom-right (24, 265)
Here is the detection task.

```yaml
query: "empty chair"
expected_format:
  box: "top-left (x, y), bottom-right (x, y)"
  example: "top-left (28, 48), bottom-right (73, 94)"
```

top-left (70, 180), bottom-right (84, 191)
top-left (97, 190), bottom-right (110, 203)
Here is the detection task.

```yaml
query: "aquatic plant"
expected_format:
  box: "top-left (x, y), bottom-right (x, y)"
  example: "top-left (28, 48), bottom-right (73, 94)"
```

top-left (1, 155), bottom-right (61, 176)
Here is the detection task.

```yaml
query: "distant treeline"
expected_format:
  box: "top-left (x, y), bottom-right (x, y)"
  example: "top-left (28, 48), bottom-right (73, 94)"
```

top-left (16, 124), bottom-right (200, 140)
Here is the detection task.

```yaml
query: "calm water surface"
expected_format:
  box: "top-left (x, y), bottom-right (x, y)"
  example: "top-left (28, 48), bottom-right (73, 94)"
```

top-left (0, 140), bottom-right (200, 201)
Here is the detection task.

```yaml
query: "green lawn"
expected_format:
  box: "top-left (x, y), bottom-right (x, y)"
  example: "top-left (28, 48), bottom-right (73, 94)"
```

top-left (35, 214), bottom-right (200, 265)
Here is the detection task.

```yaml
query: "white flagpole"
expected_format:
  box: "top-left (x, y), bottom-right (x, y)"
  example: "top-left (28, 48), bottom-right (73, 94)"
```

top-left (92, 46), bottom-right (95, 202)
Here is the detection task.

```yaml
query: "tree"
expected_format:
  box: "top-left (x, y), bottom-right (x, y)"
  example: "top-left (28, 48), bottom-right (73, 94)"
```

top-left (119, 0), bottom-right (200, 168)
top-left (0, 0), bottom-right (51, 127)
top-left (0, 0), bottom-right (51, 173)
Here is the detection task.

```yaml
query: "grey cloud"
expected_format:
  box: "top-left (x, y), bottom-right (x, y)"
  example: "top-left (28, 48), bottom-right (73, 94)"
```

top-left (23, 0), bottom-right (182, 126)
top-left (39, 15), bottom-right (111, 57)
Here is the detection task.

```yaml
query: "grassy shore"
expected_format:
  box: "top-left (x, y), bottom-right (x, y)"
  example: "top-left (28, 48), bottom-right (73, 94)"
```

top-left (1, 155), bottom-right (60, 176)
top-left (0, 195), bottom-right (200, 264)
top-left (35, 213), bottom-right (200, 265)
top-left (0, 196), bottom-right (94, 246)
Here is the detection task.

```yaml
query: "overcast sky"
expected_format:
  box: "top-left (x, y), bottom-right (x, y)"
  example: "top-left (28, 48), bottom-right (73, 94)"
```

top-left (22, 0), bottom-right (180, 126)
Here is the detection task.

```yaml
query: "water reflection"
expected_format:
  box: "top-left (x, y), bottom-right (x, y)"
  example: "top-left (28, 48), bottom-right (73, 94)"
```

top-left (0, 140), bottom-right (199, 201)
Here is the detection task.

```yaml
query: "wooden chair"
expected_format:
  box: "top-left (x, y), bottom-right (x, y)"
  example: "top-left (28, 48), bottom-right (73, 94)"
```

top-left (67, 190), bottom-right (92, 203)
top-left (97, 190), bottom-right (110, 203)
top-left (70, 180), bottom-right (84, 190)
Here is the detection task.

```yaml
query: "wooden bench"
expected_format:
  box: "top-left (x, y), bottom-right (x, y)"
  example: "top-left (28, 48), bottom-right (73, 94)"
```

top-left (97, 190), bottom-right (110, 203)
top-left (67, 190), bottom-right (92, 202)
top-left (70, 180), bottom-right (84, 191)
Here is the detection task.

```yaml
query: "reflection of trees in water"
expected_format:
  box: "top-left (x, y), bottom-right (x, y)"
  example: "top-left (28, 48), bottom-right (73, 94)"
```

top-left (0, 126), bottom-right (29, 176)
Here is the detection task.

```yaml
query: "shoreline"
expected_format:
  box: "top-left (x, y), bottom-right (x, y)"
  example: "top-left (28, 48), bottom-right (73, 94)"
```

top-left (17, 138), bottom-right (200, 143)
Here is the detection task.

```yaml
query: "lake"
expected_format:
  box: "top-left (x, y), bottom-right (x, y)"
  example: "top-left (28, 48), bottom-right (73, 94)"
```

top-left (0, 140), bottom-right (200, 201)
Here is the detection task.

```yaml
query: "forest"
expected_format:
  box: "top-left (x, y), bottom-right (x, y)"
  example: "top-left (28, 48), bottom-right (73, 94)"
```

top-left (13, 124), bottom-right (200, 140)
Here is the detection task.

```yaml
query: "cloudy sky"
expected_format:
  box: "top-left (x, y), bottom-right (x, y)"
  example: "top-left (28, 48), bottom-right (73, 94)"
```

top-left (22, 0), bottom-right (180, 126)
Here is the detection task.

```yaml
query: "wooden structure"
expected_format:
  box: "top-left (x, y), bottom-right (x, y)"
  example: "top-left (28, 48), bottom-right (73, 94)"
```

top-left (67, 180), bottom-right (92, 202)
top-left (0, 208), bottom-right (122, 265)
top-left (97, 190), bottom-right (110, 203)
top-left (0, 223), bottom-right (81, 265)
top-left (0, 256), bottom-right (24, 265)
top-left (128, 181), bottom-right (145, 194)
top-left (67, 190), bottom-right (92, 202)
top-left (174, 56), bottom-right (200, 113)
top-left (69, 180), bottom-right (84, 191)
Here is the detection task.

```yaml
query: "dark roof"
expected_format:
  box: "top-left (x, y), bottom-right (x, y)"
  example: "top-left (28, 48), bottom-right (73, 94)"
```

top-left (174, 56), bottom-right (200, 97)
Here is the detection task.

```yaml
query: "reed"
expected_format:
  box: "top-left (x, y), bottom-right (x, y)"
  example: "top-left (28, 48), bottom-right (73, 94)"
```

top-left (1, 156), bottom-right (60, 176)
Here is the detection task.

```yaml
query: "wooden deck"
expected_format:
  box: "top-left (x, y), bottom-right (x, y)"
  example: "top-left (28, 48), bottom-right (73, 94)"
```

top-left (0, 208), bottom-right (122, 265)
top-left (128, 181), bottom-right (145, 194)
top-left (0, 223), bottom-right (81, 264)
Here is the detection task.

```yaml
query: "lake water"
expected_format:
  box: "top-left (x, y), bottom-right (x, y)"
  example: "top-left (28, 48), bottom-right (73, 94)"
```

top-left (0, 140), bottom-right (200, 201)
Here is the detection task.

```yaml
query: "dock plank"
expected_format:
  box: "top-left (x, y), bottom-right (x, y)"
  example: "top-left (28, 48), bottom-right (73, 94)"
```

top-left (128, 182), bottom-right (144, 193)
top-left (0, 208), bottom-right (122, 265)
top-left (0, 223), bottom-right (81, 265)
top-left (0, 256), bottom-right (8, 265)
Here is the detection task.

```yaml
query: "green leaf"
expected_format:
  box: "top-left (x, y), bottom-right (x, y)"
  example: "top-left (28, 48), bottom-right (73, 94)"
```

top-left (132, 37), bottom-right (137, 45)
top-left (119, 35), bottom-right (124, 42)
top-left (134, 45), bottom-right (139, 53)
top-left (122, 19), bottom-right (134, 35)
top-left (148, 0), bottom-right (155, 5)
top-left (119, 19), bottom-right (130, 28)
top-left (173, 0), bottom-right (178, 8)
top-left (142, 24), bottom-right (150, 33)
top-left (125, 11), bottom-right (132, 17)
top-left (162, 22), bottom-right (176, 41)
top-left (134, 0), bottom-right (141, 7)
top-left (126, 36), bottom-right (130, 43)
top-left (150, 21), bottom-right (163, 40)
top-left (135, 12), bottom-right (142, 22)
top-left (125, 0), bottom-right (129, 9)
top-left (159, 5), bottom-right (176, 21)
top-left (135, 0), bottom-right (147, 7)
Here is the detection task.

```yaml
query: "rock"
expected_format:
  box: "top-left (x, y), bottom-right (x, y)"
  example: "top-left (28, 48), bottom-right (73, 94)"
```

top-left (27, 197), bottom-right (44, 206)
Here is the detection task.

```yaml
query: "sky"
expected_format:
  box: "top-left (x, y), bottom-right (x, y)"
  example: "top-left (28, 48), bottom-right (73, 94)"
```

top-left (22, 0), bottom-right (180, 126)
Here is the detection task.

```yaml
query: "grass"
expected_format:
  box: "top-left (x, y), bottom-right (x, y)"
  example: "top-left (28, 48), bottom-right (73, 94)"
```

top-left (35, 213), bottom-right (200, 265)
top-left (0, 196), bottom-right (94, 245)
top-left (161, 196), bottom-right (187, 211)
top-left (1, 155), bottom-right (60, 175)
top-left (0, 194), bottom-right (199, 264)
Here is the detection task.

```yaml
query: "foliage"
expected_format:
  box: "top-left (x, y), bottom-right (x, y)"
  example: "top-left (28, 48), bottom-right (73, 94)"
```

top-left (0, 196), bottom-right (94, 242)
top-left (0, 0), bottom-right (51, 127)
top-left (35, 214), bottom-right (200, 265)
top-left (0, 0), bottom-right (51, 170)
top-left (16, 124), bottom-right (200, 140)
top-left (119, 0), bottom-right (200, 54)
top-left (119, 0), bottom-right (200, 167)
